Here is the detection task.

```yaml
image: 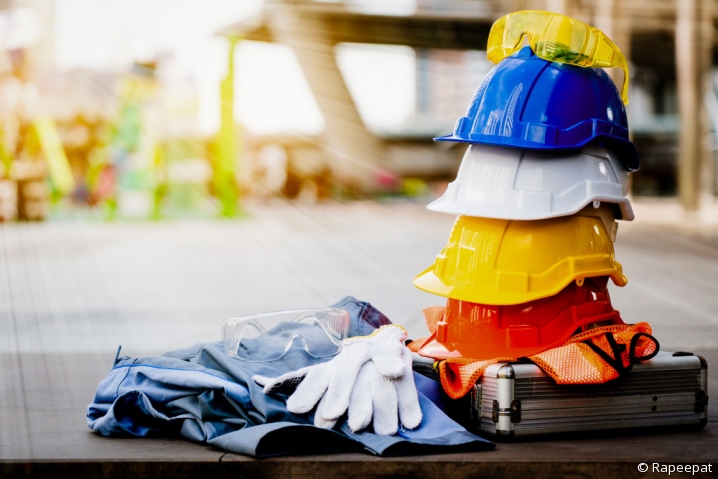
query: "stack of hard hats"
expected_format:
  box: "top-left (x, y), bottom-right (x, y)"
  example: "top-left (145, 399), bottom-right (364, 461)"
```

top-left (414, 10), bottom-right (638, 361)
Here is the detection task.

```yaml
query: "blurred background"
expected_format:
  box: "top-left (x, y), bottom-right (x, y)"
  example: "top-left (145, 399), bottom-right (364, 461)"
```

top-left (0, 0), bottom-right (715, 221)
top-left (0, 0), bottom-right (717, 354)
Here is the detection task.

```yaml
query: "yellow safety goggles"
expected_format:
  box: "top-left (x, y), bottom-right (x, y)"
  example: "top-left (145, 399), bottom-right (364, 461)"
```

top-left (487, 10), bottom-right (629, 104)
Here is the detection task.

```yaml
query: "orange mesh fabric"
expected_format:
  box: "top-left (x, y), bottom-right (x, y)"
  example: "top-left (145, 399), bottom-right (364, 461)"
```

top-left (533, 322), bottom-right (658, 384)
top-left (530, 343), bottom-right (608, 384)
top-left (422, 306), bottom-right (445, 334)
top-left (439, 357), bottom-right (515, 399)
top-left (414, 305), bottom-right (659, 398)
top-left (408, 306), bottom-right (458, 353)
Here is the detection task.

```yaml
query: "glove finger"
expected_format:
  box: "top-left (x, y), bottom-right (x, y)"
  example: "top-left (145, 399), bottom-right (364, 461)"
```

top-left (370, 366), bottom-right (399, 436)
top-left (320, 325), bottom-right (407, 420)
top-left (366, 326), bottom-right (408, 378)
top-left (319, 354), bottom-right (366, 420)
top-left (347, 363), bottom-right (374, 432)
top-left (371, 355), bottom-right (405, 379)
top-left (286, 363), bottom-right (333, 414)
top-left (352, 325), bottom-right (406, 361)
top-left (313, 392), bottom-right (338, 430)
top-left (314, 415), bottom-right (337, 430)
top-left (395, 349), bottom-right (422, 430)
top-left (252, 366), bottom-right (312, 394)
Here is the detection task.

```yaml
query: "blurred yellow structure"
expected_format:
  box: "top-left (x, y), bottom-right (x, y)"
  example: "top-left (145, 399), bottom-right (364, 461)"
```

top-left (214, 36), bottom-right (241, 217)
top-left (33, 115), bottom-right (74, 195)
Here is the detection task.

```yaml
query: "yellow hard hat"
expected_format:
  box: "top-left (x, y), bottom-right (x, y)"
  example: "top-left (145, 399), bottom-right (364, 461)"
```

top-left (413, 214), bottom-right (627, 305)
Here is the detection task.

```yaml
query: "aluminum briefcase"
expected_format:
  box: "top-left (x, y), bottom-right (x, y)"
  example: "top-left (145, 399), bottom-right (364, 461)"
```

top-left (414, 351), bottom-right (708, 439)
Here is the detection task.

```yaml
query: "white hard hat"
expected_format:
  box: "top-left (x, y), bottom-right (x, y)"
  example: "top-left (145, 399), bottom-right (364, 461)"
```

top-left (428, 144), bottom-right (634, 221)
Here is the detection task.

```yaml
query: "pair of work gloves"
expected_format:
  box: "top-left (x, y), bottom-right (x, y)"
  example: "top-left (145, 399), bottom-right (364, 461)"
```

top-left (253, 325), bottom-right (423, 436)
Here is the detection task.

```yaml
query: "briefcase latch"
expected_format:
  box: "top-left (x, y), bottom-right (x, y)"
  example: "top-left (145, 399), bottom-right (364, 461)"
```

top-left (492, 399), bottom-right (522, 424)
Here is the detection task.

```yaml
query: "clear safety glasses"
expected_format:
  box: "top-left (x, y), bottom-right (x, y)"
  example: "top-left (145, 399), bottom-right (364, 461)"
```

top-left (222, 308), bottom-right (350, 362)
top-left (487, 10), bottom-right (629, 104)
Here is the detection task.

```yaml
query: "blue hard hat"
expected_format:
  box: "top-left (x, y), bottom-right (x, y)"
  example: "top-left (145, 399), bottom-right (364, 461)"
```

top-left (436, 47), bottom-right (639, 171)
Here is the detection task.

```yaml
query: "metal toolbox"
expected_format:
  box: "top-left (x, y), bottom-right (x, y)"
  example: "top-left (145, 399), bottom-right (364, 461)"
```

top-left (415, 351), bottom-right (708, 439)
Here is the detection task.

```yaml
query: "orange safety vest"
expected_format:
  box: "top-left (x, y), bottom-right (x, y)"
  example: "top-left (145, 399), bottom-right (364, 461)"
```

top-left (409, 306), bottom-right (659, 399)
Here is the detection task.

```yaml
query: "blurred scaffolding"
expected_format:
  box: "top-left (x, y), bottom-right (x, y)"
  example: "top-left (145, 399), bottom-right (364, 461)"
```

top-left (0, 0), bottom-right (715, 221)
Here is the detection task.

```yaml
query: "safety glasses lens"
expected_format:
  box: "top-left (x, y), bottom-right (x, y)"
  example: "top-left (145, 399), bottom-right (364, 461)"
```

top-left (488, 10), bottom-right (629, 103)
top-left (223, 308), bottom-right (350, 362)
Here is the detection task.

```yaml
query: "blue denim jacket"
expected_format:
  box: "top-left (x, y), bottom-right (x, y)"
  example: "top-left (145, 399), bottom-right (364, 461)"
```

top-left (87, 297), bottom-right (494, 457)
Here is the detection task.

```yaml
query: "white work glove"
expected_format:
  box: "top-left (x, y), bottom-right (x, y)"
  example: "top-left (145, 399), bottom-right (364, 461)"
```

top-left (253, 324), bottom-right (421, 434)
top-left (343, 346), bottom-right (422, 435)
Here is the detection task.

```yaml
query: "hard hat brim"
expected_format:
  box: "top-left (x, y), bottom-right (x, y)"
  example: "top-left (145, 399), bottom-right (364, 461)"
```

top-left (427, 195), bottom-right (635, 222)
top-left (413, 266), bottom-right (628, 306)
top-left (433, 135), bottom-right (640, 172)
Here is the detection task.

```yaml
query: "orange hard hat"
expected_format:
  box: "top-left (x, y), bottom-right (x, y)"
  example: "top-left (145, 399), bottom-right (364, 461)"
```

top-left (418, 276), bottom-right (624, 361)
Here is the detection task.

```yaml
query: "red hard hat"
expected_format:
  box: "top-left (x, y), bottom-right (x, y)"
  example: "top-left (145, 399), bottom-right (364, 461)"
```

top-left (418, 276), bottom-right (624, 361)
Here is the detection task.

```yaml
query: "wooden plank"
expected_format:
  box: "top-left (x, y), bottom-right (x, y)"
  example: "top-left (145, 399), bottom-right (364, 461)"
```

top-left (0, 203), bottom-right (716, 473)
top-left (0, 202), bottom-right (716, 349)
top-left (1, 349), bottom-right (716, 471)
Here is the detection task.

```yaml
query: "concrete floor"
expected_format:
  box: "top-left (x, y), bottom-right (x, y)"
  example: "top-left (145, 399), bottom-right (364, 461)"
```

top-left (1, 199), bottom-right (717, 477)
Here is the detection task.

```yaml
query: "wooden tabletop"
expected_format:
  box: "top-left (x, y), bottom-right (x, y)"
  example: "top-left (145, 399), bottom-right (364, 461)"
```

top-left (1, 200), bottom-right (717, 478)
